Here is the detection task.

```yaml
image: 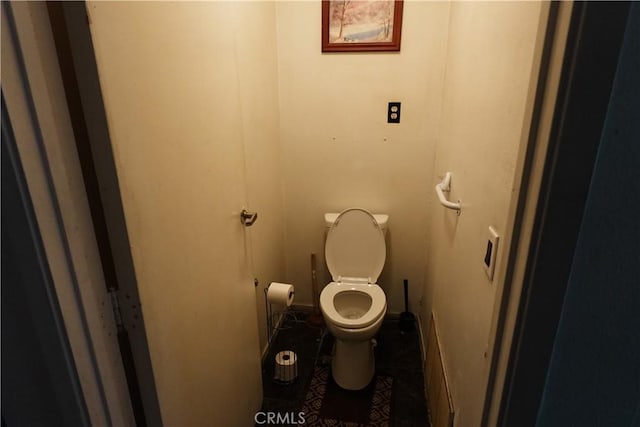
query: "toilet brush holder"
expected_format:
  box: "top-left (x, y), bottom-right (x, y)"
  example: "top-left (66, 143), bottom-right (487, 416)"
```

top-left (399, 279), bottom-right (415, 332)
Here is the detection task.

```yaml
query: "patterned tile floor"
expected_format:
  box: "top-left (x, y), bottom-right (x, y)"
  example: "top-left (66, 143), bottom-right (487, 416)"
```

top-left (259, 310), bottom-right (429, 426)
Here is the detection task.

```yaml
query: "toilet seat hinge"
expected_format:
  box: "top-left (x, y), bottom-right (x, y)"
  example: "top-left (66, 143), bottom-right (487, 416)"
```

top-left (338, 276), bottom-right (372, 285)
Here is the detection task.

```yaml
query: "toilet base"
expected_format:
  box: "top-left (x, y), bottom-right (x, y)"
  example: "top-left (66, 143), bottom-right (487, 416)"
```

top-left (331, 339), bottom-right (375, 390)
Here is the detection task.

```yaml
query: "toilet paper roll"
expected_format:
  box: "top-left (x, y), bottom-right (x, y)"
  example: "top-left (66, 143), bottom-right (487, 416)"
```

top-left (267, 282), bottom-right (294, 306)
top-left (274, 350), bottom-right (298, 383)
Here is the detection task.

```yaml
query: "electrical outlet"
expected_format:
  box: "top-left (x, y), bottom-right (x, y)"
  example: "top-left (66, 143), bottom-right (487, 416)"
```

top-left (388, 102), bottom-right (401, 123)
top-left (483, 226), bottom-right (499, 281)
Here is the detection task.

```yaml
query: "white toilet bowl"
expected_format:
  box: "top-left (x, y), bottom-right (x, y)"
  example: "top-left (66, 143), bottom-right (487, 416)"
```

top-left (319, 208), bottom-right (388, 390)
top-left (320, 282), bottom-right (387, 390)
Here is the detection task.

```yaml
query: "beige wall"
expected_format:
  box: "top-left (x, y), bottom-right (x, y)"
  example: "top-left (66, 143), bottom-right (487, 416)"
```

top-left (87, 2), bottom-right (284, 425)
top-left (85, 1), bottom-right (547, 424)
top-left (421, 2), bottom-right (545, 425)
top-left (276, 1), bottom-right (450, 312)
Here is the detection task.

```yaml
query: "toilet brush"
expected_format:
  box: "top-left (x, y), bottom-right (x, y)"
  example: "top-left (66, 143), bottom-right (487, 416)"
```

top-left (399, 279), bottom-right (415, 332)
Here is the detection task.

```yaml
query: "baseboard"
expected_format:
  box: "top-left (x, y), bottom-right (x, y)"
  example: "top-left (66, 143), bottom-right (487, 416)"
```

top-left (289, 303), bottom-right (315, 312)
top-left (260, 306), bottom-right (416, 360)
top-left (417, 313), bottom-right (427, 365)
top-left (426, 312), bottom-right (455, 427)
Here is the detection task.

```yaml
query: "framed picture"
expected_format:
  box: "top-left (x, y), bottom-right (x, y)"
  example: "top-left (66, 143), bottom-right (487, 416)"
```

top-left (322, 0), bottom-right (404, 52)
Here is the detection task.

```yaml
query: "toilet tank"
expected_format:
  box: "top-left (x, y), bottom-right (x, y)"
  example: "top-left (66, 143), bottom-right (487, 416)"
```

top-left (324, 212), bottom-right (389, 233)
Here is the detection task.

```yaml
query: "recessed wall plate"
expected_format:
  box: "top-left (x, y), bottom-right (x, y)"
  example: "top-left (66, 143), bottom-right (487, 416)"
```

top-left (483, 226), bottom-right (499, 281)
top-left (388, 102), bottom-right (401, 123)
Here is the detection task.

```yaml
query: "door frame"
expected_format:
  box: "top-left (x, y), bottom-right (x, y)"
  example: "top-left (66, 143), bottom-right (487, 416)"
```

top-left (1, 2), bottom-right (134, 424)
top-left (2, 93), bottom-right (91, 427)
top-left (5, 1), bottom-right (631, 425)
top-left (46, 3), bottom-right (163, 425)
top-left (487, 2), bottom-right (632, 426)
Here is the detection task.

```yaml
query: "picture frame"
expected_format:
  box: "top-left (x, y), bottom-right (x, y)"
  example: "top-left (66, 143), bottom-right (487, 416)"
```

top-left (322, 0), bottom-right (404, 52)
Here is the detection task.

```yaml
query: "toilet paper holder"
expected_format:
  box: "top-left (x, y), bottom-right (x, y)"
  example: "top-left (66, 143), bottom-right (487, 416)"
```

top-left (240, 209), bottom-right (258, 227)
top-left (263, 283), bottom-right (295, 349)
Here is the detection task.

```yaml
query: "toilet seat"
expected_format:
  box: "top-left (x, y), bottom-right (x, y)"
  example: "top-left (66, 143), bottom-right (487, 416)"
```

top-left (322, 208), bottom-right (387, 330)
top-left (320, 282), bottom-right (386, 329)
top-left (325, 208), bottom-right (386, 284)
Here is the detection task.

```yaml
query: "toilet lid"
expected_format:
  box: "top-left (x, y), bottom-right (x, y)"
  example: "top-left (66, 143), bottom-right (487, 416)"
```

top-left (325, 208), bottom-right (386, 283)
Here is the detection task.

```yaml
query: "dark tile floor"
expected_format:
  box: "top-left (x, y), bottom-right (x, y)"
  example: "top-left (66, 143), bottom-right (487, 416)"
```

top-left (260, 310), bottom-right (429, 426)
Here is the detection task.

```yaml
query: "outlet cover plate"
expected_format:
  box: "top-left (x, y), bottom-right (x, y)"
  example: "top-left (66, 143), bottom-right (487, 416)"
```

top-left (388, 102), bottom-right (401, 123)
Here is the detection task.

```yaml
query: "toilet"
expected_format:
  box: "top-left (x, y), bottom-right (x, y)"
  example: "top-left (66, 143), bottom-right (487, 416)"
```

top-left (320, 208), bottom-right (388, 390)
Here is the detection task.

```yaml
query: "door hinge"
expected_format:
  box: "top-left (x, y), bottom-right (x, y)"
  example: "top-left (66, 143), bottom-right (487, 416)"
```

top-left (109, 287), bottom-right (125, 331)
